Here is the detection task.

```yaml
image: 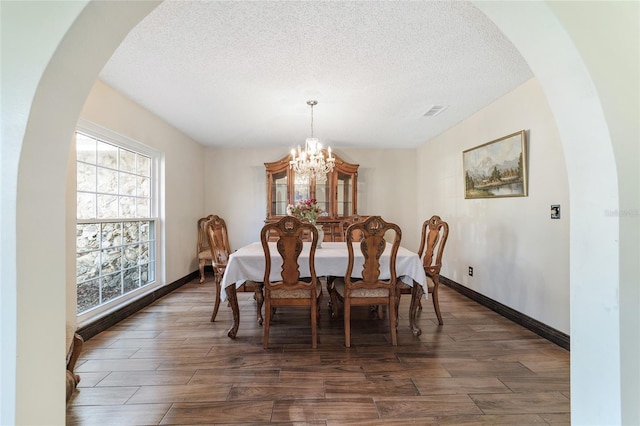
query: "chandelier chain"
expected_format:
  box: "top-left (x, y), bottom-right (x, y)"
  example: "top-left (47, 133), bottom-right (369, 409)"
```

top-left (309, 101), bottom-right (314, 138)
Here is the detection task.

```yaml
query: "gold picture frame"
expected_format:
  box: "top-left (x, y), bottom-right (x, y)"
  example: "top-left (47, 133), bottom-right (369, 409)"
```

top-left (463, 130), bottom-right (528, 199)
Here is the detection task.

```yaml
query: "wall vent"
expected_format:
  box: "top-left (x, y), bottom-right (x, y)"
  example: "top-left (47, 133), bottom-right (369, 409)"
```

top-left (423, 105), bottom-right (449, 117)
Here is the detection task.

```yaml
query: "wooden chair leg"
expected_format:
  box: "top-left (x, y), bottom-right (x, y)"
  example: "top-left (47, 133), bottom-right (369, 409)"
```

top-left (344, 299), bottom-right (351, 348)
top-left (395, 288), bottom-right (401, 328)
top-left (316, 288), bottom-right (323, 321)
top-left (432, 288), bottom-right (443, 325)
top-left (389, 296), bottom-right (398, 346)
top-left (198, 259), bottom-right (206, 283)
top-left (311, 298), bottom-right (318, 349)
top-left (396, 305), bottom-right (400, 331)
top-left (263, 299), bottom-right (271, 349)
top-left (210, 271), bottom-right (222, 322)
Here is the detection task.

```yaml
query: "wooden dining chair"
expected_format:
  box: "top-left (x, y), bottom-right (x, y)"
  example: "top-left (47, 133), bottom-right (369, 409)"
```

top-left (398, 215), bottom-right (449, 327)
top-left (327, 215), bottom-right (369, 319)
top-left (260, 216), bottom-right (322, 349)
top-left (339, 215), bottom-right (366, 242)
top-left (332, 216), bottom-right (401, 347)
top-left (197, 215), bottom-right (215, 283)
top-left (325, 215), bottom-right (367, 317)
top-left (205, 215), bottom-right (232, 322)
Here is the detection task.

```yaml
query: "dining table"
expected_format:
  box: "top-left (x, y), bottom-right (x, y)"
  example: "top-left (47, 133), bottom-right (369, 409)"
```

top-left (219, 241), bottom-right (428, 338)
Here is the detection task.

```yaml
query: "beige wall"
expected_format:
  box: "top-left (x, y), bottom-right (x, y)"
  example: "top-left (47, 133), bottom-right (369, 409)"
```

top-left (204, 147), bottom-right (282, 249)
top-left (341, 148), bottom-right (418, 251)
top-left (417, 77), bottom-right (570, 333)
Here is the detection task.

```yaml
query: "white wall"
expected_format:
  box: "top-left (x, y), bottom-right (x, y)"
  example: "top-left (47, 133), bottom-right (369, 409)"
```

top-left (80, 80), bottom-right (206, 284)
top-left (205, 148), bottom-right (418, 251)
top-left (416, 78), bottom-right (570, 334)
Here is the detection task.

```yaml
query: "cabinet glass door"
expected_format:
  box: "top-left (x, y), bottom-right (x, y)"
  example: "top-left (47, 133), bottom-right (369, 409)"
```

top-left (266, 152), bottom-right (357, 223)
top-left (293, 174), bottom-right (310, 203)
top-left (271, 171), bottom-right (288, 216)
top-left (337, 172), bottom-right (353, 217)
top-left (314, 179), bottom-right (330, 216)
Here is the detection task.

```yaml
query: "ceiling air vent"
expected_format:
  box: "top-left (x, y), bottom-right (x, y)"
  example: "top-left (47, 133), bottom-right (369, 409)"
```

top-left (423, 105), bottom-right (448, 117)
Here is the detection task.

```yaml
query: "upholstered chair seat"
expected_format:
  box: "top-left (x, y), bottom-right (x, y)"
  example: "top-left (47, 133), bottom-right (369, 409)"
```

top-left (198, 249), bottom-right (212, 260)
top-left (270, 281), bottom-right (323, 299)
top-left (334, 279), bottom-right (389, 298)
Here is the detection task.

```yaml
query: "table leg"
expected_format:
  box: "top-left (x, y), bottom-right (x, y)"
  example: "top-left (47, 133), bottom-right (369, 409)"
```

top-left (225, 285), bottom-right (239, 339)
top-left (255, 283), bottom-right (264, 325)
top-left (326, 276), bottom-right (339, 319)
top-left (409, 283), bottom-right (424, 336)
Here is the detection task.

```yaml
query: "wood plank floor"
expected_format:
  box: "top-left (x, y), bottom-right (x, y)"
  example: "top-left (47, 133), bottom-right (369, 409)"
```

top-left (67, 276), bottom-right (570, 425)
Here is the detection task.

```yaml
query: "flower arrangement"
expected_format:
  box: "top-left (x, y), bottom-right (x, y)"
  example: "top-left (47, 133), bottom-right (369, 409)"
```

top-left (287, 198), bottom-right (323, 225)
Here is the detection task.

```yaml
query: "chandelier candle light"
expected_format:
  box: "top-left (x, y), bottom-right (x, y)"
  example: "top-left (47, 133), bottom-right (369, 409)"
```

top-left (289, 100), bottom-right (335, 183)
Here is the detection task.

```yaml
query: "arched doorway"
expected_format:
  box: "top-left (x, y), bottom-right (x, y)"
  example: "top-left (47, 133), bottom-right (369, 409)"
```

top-left (475, 6), bottom-right (622, 425)
top-left (6, 1), bottom-right (625, 424)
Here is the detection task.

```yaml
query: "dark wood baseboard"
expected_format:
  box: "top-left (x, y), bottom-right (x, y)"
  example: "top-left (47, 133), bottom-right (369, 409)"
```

top-left (440, 276), bottom-right (570, 350)
top-left (77, 271), bottom-right (199, 341)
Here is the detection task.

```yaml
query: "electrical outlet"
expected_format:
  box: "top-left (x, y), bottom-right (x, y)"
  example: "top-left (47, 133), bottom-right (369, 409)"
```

top-left (468, 266), bottom-right (473, 277)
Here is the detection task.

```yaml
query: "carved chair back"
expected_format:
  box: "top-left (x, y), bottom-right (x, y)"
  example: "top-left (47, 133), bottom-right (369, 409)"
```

top-left (197, 215), bottom-right (214, 255)
top-left (342, 215), bottom-right (401, 347)
top-left (344, 216), bottom-right (401, 292)
top-left (260, 216), bottom-right (318, 291)
top-left (339, 215), bottom-right (366, 242)
top-left (202, 215), bottom-right (232, 322)
top-left (415, 215), bottom-right (449, 326)
top-left (205, 215), bottom-right (232, 270)
top-left (196, 215), bottom-right (215, 283)
top-left (417, 215), bottom-right (449, 280)
top-left (260, 216), bottom-right (320, 349)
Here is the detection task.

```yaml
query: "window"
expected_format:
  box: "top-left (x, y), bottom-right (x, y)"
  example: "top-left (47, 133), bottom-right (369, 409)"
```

top-left (75, 122), bottom-right (160, 318)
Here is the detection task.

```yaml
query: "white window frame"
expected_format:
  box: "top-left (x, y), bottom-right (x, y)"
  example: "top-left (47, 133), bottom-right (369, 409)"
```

top-left (75, 119), bottom-right (165, 326)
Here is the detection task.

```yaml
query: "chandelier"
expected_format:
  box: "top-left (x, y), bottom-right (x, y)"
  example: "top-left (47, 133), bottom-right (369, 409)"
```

top-left (290, 100), bottom-right (335, 183)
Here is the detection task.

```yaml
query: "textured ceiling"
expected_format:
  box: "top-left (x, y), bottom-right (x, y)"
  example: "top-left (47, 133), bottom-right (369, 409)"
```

top-left (99, 1), bottom-right (533, 149)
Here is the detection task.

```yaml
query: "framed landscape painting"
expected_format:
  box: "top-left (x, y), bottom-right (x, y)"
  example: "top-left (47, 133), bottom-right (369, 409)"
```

top-left (463, 130), bottom-right (528, 199)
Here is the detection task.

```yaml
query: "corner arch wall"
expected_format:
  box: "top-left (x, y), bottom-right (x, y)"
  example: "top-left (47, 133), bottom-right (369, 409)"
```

top-left (475, 3), bottom-right (622, 424)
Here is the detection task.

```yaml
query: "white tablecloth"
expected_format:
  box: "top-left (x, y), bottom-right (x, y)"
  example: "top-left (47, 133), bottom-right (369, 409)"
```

top-left (220, 241), bottom-right (427, 301)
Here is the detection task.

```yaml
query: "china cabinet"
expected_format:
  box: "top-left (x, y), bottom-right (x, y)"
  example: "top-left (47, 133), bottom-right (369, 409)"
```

top-left (265, 151), bottom-right (358, 242)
